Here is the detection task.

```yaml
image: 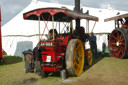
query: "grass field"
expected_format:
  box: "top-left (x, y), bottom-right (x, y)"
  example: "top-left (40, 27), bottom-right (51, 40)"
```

top-left (0, 55), bottom-right (128, 85)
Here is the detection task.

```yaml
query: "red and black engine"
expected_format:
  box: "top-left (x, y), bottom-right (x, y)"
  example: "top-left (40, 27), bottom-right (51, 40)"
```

top-left (37, 34), bottom-right (76, 73)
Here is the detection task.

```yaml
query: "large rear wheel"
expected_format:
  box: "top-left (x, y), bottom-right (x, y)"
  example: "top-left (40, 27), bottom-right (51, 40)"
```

top-left (66, 39), bottom-right (84, 76)
top-left (109, 28), bottom-right (128, 58)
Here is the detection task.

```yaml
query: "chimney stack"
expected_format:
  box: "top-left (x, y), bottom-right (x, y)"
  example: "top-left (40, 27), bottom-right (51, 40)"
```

top-left (74, 0), bottom-right (80, 35)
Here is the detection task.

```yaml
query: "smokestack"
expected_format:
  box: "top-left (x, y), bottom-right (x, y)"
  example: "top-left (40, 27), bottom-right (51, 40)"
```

top-left (75, 0), bottom-right (80, 12)
top-left (75, 0), bottom-right (80, 35)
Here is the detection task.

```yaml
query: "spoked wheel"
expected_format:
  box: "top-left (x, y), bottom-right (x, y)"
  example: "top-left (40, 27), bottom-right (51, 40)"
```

top-left (34, 60), bottom-right (46, 78)
top-left (66, 39), bottom-right (84, 76)
top-left (109, 28), bottom-right (128, 58)
top-left (33, 47), bottom-right (46, 78)
top-left (87, 49), bottom-right (93, 66)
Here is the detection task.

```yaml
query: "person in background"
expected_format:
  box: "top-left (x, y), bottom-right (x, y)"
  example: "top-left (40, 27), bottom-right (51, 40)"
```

top-left (89, 32), bottom-right (98, 58)
top-left (102, 42), bottom-right (106, 54)
top-left (22, 49), bottom-right (34, 73)
top-left (79, 26), bottom-right (90, 44)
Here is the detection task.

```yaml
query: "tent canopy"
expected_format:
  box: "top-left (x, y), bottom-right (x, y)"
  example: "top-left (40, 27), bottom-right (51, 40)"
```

top-left (23, 7), bottom-right (98, 22)
top-left (2, 1), bottom-right (128, 57)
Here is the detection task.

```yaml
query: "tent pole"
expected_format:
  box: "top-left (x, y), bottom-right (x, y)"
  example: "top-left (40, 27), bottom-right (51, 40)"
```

top-left (0, 6), bottom-right (2, 59)
top-left (52, 15), bottom-right (55, 40)
top-left (38, 16), bottom-right (40, 41)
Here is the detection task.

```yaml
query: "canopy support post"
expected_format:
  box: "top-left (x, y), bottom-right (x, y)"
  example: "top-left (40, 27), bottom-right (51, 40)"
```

top-left (86, 19), bottom-right (89, 33)
top-left (38, 16), bottom-right (41, 41)
top-left (115, 20), bottom-right (116, 29)
top-left (70, 20), bottom-right (73, 33)
top-left (52, 15), bottom-right (55, 40)
top-left (91, 21), bottom-right (96, 32)
top-left (59, 21), bottom-right (60, 34)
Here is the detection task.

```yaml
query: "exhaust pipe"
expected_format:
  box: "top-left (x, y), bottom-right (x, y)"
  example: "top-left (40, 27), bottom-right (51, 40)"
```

top-left (75, 0), bottom-right (80, 12)
top-left (75, 0), bottom-right (80, 35)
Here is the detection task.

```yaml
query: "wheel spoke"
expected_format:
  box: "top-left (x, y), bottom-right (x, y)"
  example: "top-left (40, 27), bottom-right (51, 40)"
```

top-left (77, 65), bottom-right (81, 70)
top-left (121, 42), bottom-right (125, 45)
top-left (111, 43), bottom-right (116, 46)
top-left (112, 48), bottom-right (118, 53)
top-left (111, 35), bottom-right (118, 41)
top-left (76, 45), bottom-right (81, 50)
top-left (74, 45), bottom-right (80, 53)
top-left (121, 49), bottom-right (124, 55)
top-left (116, 31), bottom-right (120, 37)
top-left (117, 49), bottom-right (121, 57)
top-left (119, 34), bottom-right (123, 41)
top-left (78, 55), bottom-right (82, 59)
top-left (121, 38), bottom-right (125, 42)
top-left (116, 31), bottom-right (122, 41)
top-left (120, 45), bottom-right (125, 51)
top-left (74, 62), bottom-right (78, 68)
top-left (88, 56), bottom-right (92, 59)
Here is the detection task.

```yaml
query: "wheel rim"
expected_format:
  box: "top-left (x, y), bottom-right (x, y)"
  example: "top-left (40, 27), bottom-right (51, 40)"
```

top-left (109, 29), bottom-right (126, 58)
top-left (73, 40), bottom-right (84, 76)
top-left (87, 49), bottom-right (93, 66)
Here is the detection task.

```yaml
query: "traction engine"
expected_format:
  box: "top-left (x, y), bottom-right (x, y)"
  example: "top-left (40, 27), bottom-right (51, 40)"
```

top-left (105, 13), bottom-right (128, 58)
top-left (23, 0), bottom-right (98, 77)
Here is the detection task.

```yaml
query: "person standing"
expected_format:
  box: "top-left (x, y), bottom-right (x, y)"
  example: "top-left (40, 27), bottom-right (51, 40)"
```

top-left (89, 32), bottom-right (98, 58)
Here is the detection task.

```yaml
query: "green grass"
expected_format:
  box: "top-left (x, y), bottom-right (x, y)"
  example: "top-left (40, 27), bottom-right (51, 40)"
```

top-left (1, 55), bottom-right (128, 85)
top-left (0, 55), bottom-right (22, 65)
top-left (0, 56), bottom-right (62, 85)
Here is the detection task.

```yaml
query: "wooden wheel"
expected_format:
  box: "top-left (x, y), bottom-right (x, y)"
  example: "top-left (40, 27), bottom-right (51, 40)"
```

top-left (66, 39), bottom-right (84, 76)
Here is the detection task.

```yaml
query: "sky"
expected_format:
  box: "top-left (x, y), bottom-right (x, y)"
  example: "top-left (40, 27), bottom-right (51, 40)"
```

top-left (0, 0), bottom-right (128, 26)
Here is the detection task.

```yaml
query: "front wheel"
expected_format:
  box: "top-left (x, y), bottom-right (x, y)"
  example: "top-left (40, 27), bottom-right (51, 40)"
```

top-left (34, 60), bottom-right (46, 78)
top-left (66, 39), bottom-right (84, 76)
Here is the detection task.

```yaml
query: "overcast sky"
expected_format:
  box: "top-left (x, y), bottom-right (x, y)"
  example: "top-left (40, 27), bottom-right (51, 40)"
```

top-left (1, 0), bottom-right (128, 26)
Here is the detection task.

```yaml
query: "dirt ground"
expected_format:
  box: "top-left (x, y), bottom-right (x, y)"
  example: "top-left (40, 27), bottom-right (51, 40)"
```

top-left (0, 56), bottom-right (128, 85)
top-left (60, 57), bottom-right (128, 85)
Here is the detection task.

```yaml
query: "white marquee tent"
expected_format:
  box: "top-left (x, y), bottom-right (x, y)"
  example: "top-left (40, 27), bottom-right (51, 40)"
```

top-left (2, 0), bottom-right (127, 57)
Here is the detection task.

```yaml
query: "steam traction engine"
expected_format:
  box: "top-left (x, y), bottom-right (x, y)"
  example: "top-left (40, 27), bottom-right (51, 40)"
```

top-left (23, 1), bottom-right (98, 77)
top-left (105, 13), bottom-right (128, 59)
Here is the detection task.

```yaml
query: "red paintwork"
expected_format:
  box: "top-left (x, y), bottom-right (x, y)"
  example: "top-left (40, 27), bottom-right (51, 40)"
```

top-left (122, 24), bottom-right (128, 28)
top-left (23, 7), bottom-right (94, 73)
top-left (2, 52), bottom-right (6, 55)
top-left (23, 8), bottom-right (98, 21)
top-left (24, 8), bottom-right (67, 19)
top-left (2, 49), bottom-right (6, 55)
top-left (0, 6), bottom-right (2, 58)
top-left (40, 35), bottom-right (74, 72)
top-left (109, 29), bottom-right (126, 58)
